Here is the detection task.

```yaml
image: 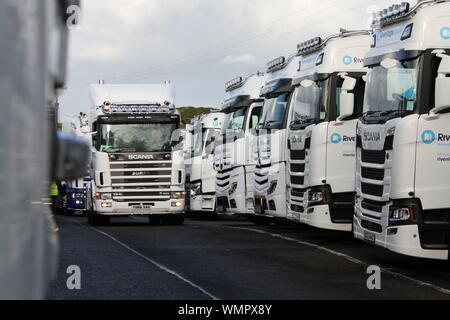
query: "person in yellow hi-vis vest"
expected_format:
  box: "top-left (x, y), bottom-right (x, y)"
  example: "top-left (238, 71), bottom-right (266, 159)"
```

top-left (50, 182), bottom-right (59, 213)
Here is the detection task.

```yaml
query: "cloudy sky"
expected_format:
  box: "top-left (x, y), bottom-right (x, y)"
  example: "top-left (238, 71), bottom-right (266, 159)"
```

top-left (60, 0), bottom-right (398, 116)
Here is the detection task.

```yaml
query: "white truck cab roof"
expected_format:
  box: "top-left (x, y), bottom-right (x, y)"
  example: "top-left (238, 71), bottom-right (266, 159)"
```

top-left (89, 83), bottom-right (176, 118)
top-left (293, 30), bottom-right (372, 85)
top-left (222, 73), bottom-right (267, 111)
top-left (367, 0), bottom-right (450, 63)
top-left (261, 55), bottom-right (302, 97)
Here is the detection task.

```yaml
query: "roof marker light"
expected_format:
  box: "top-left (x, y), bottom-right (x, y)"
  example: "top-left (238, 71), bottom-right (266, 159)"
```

top-left (225, 76), bottom-right (243, 91)
top-left (372, 2), bottom-right (410, 28)
top-left (266, 56), bottom-right (286, 72)
top-left (297, 37), bottom-right (322, 55)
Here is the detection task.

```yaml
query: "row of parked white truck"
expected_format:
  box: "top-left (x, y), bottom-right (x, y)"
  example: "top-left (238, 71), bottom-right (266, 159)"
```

top-left (185, 0), bottom-right (450, 261)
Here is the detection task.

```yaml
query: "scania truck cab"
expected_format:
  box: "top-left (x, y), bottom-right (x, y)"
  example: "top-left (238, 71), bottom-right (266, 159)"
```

top-left (214, 73), bottom-right (266, 216)
top-left (252, 55), bottom-right (301, 223)
top-left (354, 0), bottom-right (450, 260)
top-left (287, 30), bottom-right (371, 231)
top-left (189, 112), bottom-right (225, 215)
top-left (88, 83), bottom-right (186, 226)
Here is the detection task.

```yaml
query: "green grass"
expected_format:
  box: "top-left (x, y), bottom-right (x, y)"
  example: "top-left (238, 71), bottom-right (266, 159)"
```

top-left (177, 107), bottom-right (217, 128)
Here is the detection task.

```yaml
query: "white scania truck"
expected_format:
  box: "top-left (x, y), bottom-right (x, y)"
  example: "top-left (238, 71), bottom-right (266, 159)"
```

top-left (188, 112), bottom-right (225, 215)
top-left (88, 83), bottom-right (186, 226)
top-left (214, 74), bottom-right (266, 217)
top-left (286, 30), bottom-right (372, 231)
top-left (354, 0), bottom-right (450, 260)
top-left (252, 55), bottom-right (301, 223)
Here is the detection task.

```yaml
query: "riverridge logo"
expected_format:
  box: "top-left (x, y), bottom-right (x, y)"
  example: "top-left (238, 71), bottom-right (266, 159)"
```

top-left (422, 130), bottom-right (436, 144)
top-left (330, 133), bottom-right (355, 144)
top-left (441, 27), bottom-right (450, 40)
top-left (343, 56), bottom-right (353, 65)
top-left (421, 130), bottom-right (450, 145)
top-left (331, 133), bottom-right (342, 144)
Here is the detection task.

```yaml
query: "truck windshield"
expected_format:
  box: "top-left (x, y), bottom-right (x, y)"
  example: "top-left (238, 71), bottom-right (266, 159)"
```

top-left (227, 107), bottom-right (246, 130)
top-left (192, 128), bottom-right (206, 157)
top-left (259, 93), bottom-right (289, 129)
top-left (290, 81), bottom-right (324, 124)
top-left (99, 123), bottom-right (177, 153)
top-left (364, 58), bottom-right (418, 114)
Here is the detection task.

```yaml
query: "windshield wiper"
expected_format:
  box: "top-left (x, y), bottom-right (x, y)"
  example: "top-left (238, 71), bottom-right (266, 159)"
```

top-left (379, 109), bottom-right (413, 117)
top-left (291, 117), bottom-right (314, 125)
top-left (361, 111), bottom-right (384, 121)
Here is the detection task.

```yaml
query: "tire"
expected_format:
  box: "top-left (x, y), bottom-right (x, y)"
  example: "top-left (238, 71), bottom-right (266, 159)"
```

top-left (91, 214), bottom-right (110, 226)
top-left (249, 215), bottom-right (272, 226)
top-left (148, 216), bottom-right (162, 226)
top-left (87, 204), bottom-right (110, 226)
top-left (170, 214), bottom-right (185, 226)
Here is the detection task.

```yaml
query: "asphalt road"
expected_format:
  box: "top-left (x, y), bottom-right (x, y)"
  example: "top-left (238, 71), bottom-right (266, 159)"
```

top-left (47, 214), bottom-right (450, 300)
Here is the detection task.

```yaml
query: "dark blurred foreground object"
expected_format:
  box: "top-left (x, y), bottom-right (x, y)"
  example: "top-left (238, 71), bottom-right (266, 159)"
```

top-left (0, 0), bottom-right (88, 299)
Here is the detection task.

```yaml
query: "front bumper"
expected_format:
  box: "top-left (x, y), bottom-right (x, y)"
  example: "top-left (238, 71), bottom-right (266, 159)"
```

top-left (94, 199), bottom-right (185, 216)
top-left (354, 203), bottom-right (449, 260)
top-left (305, 204), bottom-right (352, 232)
top-left (67, 198), bottom-right (87, 210)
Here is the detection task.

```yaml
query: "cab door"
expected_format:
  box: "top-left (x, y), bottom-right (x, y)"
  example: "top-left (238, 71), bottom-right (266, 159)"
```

top-left (326, 119), bottom-right (358, 193)
top-left (415, 112), bottom-right (450, 210)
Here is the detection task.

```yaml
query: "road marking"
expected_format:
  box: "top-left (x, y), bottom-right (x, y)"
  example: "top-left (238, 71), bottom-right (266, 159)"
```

top-left (90, 226), bottom-right (220, 300)
top-left (231, 226), bottom-right (450, 296)
top-left (60, 217), bottom-right (220, 300)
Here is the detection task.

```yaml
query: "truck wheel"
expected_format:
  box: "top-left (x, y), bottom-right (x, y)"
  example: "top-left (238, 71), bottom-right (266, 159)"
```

top-left (91, 214), bottom-right (110, 226)
top-left (170, 215), bottom-right (185, 226)
top-left (148, 216), bottom-right (162, 226)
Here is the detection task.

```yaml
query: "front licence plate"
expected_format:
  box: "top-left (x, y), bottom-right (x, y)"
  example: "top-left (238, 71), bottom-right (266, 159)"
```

top-left (364, 231), bottom-right (376, 244)
top-left (133, 205), bottom-right (152, 210)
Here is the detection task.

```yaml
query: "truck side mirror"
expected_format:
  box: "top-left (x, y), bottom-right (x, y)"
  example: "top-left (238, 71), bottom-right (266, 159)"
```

top-left (300, 79), bottom-right (315, 88)
top-left (337, 74), bottom-right (356, 121)
top-left (54, 131), bottom-right (90, 181)
top-left (432, 50), bottom-right (450, 115)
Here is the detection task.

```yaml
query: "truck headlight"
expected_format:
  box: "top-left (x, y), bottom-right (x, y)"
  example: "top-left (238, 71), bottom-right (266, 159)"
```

top-left (101, 202), bottom-right (112, 208)
top-left (308, 187), bottom-right (330, 206)
top-left (171, 192), bottom-right (187, 199)
top-left (390, 207), bottom-right (413, 222)
top-left (309, 191), bottom-right (323, 203)
top-left (229, 182), bottom-right (238, 195)
top-left (268, 181), bottom-right (278, 195)
top-left (96, 193), bottom-right (112, 200)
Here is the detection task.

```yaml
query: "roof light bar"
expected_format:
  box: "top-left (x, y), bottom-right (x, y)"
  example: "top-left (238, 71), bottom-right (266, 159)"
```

top-left (297, 37), bottom-right (322, 55)
top-left (102, 103), bottom-right (173, 114)
top-left (225, 76), bottom-right (243, 91)
top-left (266, 56), bottom-right (286, 72)
top-left (372, 2), bottom-right (410, 27)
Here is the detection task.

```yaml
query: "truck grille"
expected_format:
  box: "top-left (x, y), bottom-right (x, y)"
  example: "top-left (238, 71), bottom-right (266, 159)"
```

top-left (290, 149), bottom-right (306, 161)
top-left (361, 167), bottom-right (384, 181)
top-left (291, 176), bottom-right (305, 185)
top-left (361, 182), bottom-right (384, 197)
top-left (290, 163), bottom-right (305, 173)
top-left (109, 154), bottom-right (172, 202)
top-left (361, 150), bottom-right (385, 164)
